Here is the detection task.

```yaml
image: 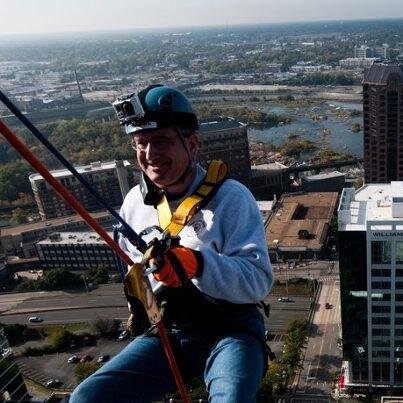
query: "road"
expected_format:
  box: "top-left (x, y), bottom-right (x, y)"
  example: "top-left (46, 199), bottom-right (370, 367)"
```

top-left (272, 260), bottom-right (339, 282)
top-left (0, 275), bottom-right (340, 397)
top-left (295, 278), bottom-right (342, 397)
top-left (0, 284), bottom-right (128, 324)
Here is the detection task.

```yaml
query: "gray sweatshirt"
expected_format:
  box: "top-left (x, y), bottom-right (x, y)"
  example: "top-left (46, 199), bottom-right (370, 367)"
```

top-left (119, 165), bottom-right (273, 304)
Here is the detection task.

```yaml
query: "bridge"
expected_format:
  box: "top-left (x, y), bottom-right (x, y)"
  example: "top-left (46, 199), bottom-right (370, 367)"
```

top-left (285, 158), bottom-right (363, 177)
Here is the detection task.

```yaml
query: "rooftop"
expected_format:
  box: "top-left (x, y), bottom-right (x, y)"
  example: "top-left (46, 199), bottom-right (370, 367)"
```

top-left (266, 192), bottom-right (338, 252)
top-left (303, 171), bottom-right (344, 181)
top-left (338, 182), bottom-right (403, 232)
top-left (0, 210), bottom-right (113, 237)
top-left (251, 162), bottom-right (287, 171)
top-left (363, 63), bottom-right (403, 85)
top-left (37, 231), bottom-right (111, 245)
top-left (29, 160), bottom-right (131, 182)
top-left (199, 118), bottom-right (245, 133)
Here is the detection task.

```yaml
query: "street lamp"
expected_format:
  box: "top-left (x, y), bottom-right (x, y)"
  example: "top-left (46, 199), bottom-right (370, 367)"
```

top-left (82, 275), bottom-right (89, 293)
top-left (357, 346), bottom-right (365, 382)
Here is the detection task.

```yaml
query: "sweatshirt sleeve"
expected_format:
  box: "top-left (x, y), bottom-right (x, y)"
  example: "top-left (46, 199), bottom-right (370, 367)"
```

top-left (192, 181), bottom-right (273, 304)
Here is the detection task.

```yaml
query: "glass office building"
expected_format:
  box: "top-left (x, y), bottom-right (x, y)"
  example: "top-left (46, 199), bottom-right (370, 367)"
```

top-left (339, 183), bottom-right (403, 390)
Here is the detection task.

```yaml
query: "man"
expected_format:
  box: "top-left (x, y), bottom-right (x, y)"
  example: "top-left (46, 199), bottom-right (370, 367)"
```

top-left (70, 85), bottom-right (273, 403)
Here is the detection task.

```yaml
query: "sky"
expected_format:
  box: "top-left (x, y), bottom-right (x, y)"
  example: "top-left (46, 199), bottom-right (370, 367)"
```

top-left (0, 0), bottom-right (402, 36)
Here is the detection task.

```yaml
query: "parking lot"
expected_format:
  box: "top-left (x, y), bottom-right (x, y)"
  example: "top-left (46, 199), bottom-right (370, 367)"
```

top-left (16, 337), bottom-right (131, 391)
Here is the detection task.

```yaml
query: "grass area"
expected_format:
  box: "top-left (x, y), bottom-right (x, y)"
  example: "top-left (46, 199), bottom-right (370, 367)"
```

top-left (24, 378), bottom-right (51, 401)
top-left (271, 282), bottom-right (313, 297)
top-left (39, 322), bottom-right (91, 334)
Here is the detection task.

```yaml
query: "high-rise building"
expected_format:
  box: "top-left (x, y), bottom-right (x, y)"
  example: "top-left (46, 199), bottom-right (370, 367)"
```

top-left (354, 45), bottom-right (389, 60)
top-left (198, 118), bottom-right (251, 179)
top-left (355, 45), bottom-right (373, 59)
top-left (338, 182), bottom-right (403, 391)
top-left (29, 160), bottom-right (138, 220)
top-left (363, 63), bottom-right (403, 184)
top-left (374, 44), bottom-right (390, 60)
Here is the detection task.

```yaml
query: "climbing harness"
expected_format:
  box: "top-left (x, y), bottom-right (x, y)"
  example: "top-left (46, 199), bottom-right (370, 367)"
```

top-left (157, 160), bottom-right (228, 232)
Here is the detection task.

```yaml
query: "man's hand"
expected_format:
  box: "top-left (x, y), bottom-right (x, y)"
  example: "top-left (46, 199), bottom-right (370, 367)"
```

top-left (153, 246), bottom-right (203, 287)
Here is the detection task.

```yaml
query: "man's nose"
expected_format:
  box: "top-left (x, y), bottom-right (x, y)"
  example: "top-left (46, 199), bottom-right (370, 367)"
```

top-left (144, 141), bottom-right (159, 159)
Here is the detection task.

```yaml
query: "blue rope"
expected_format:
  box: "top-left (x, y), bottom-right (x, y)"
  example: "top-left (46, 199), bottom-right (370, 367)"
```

top-left (113, 226), bottom-right (128, 283)
top-left (0, 89), bottom-right (147, 253)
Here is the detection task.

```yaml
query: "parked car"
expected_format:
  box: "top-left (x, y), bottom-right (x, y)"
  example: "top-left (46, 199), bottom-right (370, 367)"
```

top-left (83, 335), bottom-right (96, 346)
top-left (67, 355), bottom-right (80, 364)
top-left (46, 379), bottom-right (62, 389)
top-left (28, 316), bottom-right (43, 323)
top-left (80, 354), bottom-right (93, 363)
top-left (118, 330), bottom-right (129, 341)
top-left (277, 297), bottom-right (292, 303)
top-left (325, 302), bottom-right (332, 309)
top-left (1, 348), bottom-right (12, 358)
top-left (97, 354), bottom-right (110, 363)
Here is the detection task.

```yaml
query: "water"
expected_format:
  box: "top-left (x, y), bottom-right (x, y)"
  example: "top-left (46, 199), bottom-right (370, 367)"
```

top-left (248, 101), bottom-right (363, 160)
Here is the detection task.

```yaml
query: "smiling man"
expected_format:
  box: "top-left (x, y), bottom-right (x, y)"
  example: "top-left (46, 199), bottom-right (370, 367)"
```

top-left (70, 85), bottom-right (273, 403)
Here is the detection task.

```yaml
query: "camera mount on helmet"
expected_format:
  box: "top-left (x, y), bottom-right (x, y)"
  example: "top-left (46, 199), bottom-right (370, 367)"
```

top-left (112, 85), bottom-right (198, 135)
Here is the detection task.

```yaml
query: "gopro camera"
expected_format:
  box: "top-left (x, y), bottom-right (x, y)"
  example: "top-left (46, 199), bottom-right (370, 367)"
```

top-left (112, 93), bottom-right (145, 126)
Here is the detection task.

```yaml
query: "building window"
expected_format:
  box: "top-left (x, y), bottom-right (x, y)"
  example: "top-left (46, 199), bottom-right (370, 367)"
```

top-left (372, 362), bottom-right (390, 382)
top-left (371, 241), bottom-right (391, 264)
top-left (372, 328), bottom-right (390, 336)
top-left (372, 350), bottom-right (390, 358)
top-left (373, 339), bottom-right (390, 347)
top-left (372, 317), bottom-right (391, 325)
top-left (372, 281), bottom-right (391, 289)
top-left (373, 305), bottom-right (391, 313)
top-left (372, 268), bottom-right (390, 277)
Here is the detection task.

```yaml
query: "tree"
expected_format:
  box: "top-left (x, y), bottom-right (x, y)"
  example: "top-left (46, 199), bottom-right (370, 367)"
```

top-left (42, 268), bottom-right (82, 290)
top-left (86, 266), bottom-right (109, 285)
top-left (0, 161), bottom-right (33, 201)
top-left (10, 208), bottom-right (28, 225)
top-left (75, 362), bottom-right (101, 383)
top-left (48, 328), bottom-right (75, 351)
top-left (91, 318), bottom-right (121, 339)
top-left (258, 362), bottom-right (283, 400)
top-left (354, 177), bottom-right (364, 189)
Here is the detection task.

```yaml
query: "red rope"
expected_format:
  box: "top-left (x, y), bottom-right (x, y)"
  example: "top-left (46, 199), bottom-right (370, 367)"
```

top-left (0, 118), bottom-right (190, 403)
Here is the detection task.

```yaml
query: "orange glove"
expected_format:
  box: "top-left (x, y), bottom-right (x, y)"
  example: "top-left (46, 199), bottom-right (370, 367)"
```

top-left (153, 247), bottom-right (203, 288)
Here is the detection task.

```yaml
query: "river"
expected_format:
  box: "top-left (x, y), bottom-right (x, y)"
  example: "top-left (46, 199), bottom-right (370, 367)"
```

top-left (248, 100), bottom-right (364, 160)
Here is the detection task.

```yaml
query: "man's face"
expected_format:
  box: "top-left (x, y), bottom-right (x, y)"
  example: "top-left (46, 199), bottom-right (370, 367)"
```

top-left (132, 128), bottom-right (198, 190)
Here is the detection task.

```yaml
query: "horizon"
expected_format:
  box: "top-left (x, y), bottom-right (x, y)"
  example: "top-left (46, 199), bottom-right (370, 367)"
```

top-left (1, 0), bottom-right (403, 38)
top-left (0, 16), bottom-right (402, 42)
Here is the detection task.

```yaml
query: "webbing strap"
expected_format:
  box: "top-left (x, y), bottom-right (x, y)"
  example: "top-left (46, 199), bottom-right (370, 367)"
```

top-left (157, 194), bottom-right (172, 229)
top-left (156, 160), bottom-right (228, 236)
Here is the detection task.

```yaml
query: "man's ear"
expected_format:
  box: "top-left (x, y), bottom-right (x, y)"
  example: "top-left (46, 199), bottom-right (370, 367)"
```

top-left (187, 133), bottom-right (199, 159)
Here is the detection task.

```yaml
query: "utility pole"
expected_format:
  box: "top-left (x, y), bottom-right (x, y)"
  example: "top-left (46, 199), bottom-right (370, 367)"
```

top-left (82, 275), bottom-right (89, 293)
top-left (74, 70), bottom-right (85, 103)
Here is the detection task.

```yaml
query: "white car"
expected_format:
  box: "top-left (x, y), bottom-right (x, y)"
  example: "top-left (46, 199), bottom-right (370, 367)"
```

top-left (118, 330), bottom-right (129, 341)
top-left (277, 297), bottom-right (292, 303)
top-left (46, 379), bottom-right (62, 388)
top-left (28, 316), bottom-right (43, 323)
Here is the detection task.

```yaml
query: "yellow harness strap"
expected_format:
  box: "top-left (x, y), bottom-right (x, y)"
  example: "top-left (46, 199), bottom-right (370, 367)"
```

top-left (156, 160), bottom-right (228, 235)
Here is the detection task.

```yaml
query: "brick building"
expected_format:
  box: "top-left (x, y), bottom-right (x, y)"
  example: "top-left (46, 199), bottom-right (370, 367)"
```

top-left (29, 160), bottom-right (138, 220)
top-left (363, 63), bottom-right (403, 183)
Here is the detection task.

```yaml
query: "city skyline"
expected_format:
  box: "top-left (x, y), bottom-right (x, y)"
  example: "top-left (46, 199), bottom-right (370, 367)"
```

top-left (0, 0), bottom-right (402, 37)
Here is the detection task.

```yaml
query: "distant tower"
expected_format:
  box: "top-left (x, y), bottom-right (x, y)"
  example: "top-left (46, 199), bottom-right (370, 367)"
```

top-left (354, 45), bottom-right (373, 58)
top-left (363, 63), bottom-right (403, 183)
top-left (74, 70), bottom-right (85, 103)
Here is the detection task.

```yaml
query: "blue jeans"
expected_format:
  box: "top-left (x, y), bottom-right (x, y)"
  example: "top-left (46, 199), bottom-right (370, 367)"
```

top-left (70, 310), bottom-right (266, 403)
